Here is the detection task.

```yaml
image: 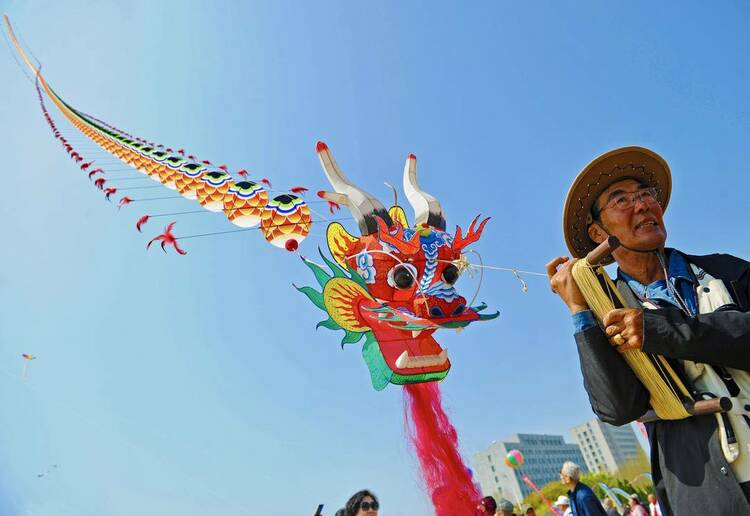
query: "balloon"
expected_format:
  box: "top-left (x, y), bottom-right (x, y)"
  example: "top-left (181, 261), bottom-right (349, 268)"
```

top-left (504, 449), bottom-right (524, 468)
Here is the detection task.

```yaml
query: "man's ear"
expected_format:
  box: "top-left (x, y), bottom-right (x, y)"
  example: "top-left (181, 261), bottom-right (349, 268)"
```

top-left (588, 222), bottom-right (608, 244)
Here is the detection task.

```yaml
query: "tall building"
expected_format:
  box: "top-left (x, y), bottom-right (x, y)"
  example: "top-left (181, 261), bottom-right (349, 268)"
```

top-left (570, 419), bottom-right (642, 474)
top-left (472, 433), bottom-right (587, 504)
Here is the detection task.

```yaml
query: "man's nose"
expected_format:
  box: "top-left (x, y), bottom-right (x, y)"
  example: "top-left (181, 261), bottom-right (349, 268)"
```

top-left (633, 195), bottom-right (650, 212)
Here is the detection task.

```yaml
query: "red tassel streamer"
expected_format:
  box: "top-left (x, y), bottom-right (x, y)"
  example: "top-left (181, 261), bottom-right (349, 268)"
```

top-left (403, 382), bottom-right (480, 515)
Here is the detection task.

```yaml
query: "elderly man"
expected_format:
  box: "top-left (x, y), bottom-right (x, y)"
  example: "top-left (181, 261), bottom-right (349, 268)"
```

top-left (547, 147), bottom-right (750, 515)
top-left (559, 461), bottom-right (605, 515)
top-left (495, 499), bottom-right (515, 516)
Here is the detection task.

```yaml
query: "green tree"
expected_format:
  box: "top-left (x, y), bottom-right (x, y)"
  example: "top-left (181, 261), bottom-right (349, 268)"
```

top-left (614, 450), bottom-right (651, 486)
top-left (522, 470), bottom-right (653, 515)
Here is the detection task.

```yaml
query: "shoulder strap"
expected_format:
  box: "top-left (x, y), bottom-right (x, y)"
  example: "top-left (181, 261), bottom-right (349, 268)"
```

top-left (615, 278), bottom-right (642, 309)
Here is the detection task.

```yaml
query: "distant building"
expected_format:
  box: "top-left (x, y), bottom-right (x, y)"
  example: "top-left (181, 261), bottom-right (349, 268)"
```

top-left (472, 433), bottom-right (587, 503)
top-left (570, 419), bottom-right (642, 474)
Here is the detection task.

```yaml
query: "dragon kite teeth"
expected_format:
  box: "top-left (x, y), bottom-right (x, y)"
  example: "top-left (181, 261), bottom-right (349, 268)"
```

top-left (395, 349), bottom-right (449, 370)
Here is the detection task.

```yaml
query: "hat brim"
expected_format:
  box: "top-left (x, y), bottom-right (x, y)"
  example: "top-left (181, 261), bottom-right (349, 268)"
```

top-left (563, 146), bottom-right (672, 263)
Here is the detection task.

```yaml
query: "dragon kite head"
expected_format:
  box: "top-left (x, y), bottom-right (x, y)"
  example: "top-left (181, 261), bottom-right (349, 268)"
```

top-left (298, 143), bottom-right (498, 390)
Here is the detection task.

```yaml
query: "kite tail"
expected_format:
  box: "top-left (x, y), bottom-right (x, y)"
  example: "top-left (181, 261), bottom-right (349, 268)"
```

top-left (403, 382), bottom-right (480, 516)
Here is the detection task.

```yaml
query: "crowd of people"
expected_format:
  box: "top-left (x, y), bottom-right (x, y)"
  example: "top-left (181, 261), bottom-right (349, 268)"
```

top-left (473, 461), bottom-right (660, 516)
top-left (323, 461), bottom-right (662, 515)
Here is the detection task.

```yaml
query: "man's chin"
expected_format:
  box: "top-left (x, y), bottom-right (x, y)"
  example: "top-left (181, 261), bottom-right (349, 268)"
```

top-left (621, 232), bottom-right (667, 252)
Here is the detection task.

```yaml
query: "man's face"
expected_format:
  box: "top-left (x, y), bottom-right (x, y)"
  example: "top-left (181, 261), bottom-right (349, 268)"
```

top-left (526, 508), bottom-right (536, 516)
top-left (648, 494), bottom-right (656, 504)
top-left (589, 179), bottom-right (667, 251)
top-left (559, 470), bottom-right (570, 484)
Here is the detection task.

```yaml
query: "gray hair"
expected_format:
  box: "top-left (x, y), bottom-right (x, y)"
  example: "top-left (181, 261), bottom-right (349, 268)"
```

top-left (561, 461), bottom-right (581, 481)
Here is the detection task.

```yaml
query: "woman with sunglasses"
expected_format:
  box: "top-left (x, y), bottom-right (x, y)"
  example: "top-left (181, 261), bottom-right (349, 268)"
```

top-left (343, 490), bottom-right (379, 516)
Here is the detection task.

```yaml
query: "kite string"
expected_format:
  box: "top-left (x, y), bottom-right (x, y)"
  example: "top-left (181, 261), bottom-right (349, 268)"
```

top-left (115, 185), bottom-right (164, 191)
top-left (466, 250), bottom-right (485, 306)
top-left (130, 195), bottom-right (184, 203)
top-left (435, 252), bottom-right (540, 294)
top-left (466, 263), bottom-right (547, 276)
top-left (133, 210), bottom-right (545, 291)
top-left (145, 209), bottom-right (209, 218)
top-left (98, 176), bottom-right (154, 182)
top-left (176, 227), bottom-right (254, 240)
top-left (174, 217), bottom-right (355, 240)
top-left (167, 219), bottom-right (547, 293)
top-left (307, 205), bottom-right (331, 222)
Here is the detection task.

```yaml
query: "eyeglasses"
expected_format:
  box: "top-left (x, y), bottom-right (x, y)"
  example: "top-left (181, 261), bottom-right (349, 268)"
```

top-left (596, 187), bottom-right (659, 215)
top-left (359, 501), bottom-right (379, 511)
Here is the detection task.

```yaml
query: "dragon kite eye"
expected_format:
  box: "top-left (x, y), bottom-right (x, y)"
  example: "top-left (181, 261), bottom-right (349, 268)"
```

top-left (387, 263), bottom-right (417, 290)
top-left (441, 264), bottom-right (460, 285)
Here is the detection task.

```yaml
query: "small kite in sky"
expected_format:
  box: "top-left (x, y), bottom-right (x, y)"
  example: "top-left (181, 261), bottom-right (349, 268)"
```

top-left (21, 353), bottom-right (36, 379)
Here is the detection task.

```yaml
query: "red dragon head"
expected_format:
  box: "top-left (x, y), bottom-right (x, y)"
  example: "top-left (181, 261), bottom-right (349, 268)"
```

top-left (298, 142), bottom-right (498, 390)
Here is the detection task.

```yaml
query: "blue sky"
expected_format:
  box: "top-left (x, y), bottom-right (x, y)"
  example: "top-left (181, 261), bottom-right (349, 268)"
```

top-left (1, 1), bottom-right (749, 514)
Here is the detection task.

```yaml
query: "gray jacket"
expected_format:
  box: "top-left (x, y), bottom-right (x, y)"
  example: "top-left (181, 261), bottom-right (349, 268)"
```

top-left (574, 252), bottom-right (750, 515)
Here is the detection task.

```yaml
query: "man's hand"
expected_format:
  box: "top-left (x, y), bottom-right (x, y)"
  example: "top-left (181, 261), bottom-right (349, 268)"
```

top-left (546, 256), bottom-right (589, 314)
top-left (603, 308), bottom-right (644, 352)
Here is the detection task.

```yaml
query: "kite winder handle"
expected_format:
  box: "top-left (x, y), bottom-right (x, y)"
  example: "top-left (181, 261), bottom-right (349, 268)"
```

top-left (583, 237), bottom-right (733, 424)
top-left (639, 397), bottom-right (733, 423)
top-left (585, 236), bottom-right (621, 266)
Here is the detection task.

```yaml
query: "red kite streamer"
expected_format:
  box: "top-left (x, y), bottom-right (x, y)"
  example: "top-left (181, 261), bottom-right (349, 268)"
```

top-left (404, 383), bottom-right (480, 515)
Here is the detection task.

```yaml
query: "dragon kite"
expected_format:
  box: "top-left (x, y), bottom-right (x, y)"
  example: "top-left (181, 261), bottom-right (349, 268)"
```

top-left (300, 145), bottom-right (498, 390)
top-left (6, 15), bottom-right (500, 513)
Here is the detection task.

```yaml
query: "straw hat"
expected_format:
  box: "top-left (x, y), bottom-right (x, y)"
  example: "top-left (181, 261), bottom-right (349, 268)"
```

top-left (563, 146), bottom-right (672, 261)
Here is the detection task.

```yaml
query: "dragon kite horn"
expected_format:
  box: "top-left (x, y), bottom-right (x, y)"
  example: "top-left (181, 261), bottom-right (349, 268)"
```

top-left (453, 214), bottom-right (491, 252)
top-left (316, 141), bottom-right (392, 235)
top-left (403, 153), bottom-right (446, 231)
